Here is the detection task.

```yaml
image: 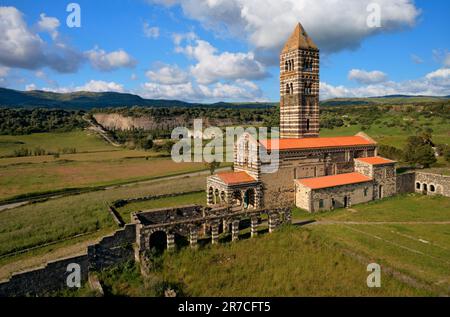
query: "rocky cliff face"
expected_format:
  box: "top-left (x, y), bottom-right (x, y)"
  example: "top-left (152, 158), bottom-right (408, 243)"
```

top-left (93, 113), bottom-right (157, 130)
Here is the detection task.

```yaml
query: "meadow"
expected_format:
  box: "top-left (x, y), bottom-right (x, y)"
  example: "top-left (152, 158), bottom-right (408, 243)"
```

top-left (0, 130), bottom-right (206, 201)
top-left (320, 115), bottom-right (449, 149)
top-left (293, 194), bottom-right (450, 295)
top-left (69, 226), bottom-right (431, 297)
top-left (0, 174), bottom-right (208, 280)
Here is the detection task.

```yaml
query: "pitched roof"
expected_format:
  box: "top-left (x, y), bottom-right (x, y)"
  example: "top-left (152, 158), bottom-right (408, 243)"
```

top-left (216, 171), bottom-right (256, 185)
top-left (260, 136), bottom-right (376, 151)
top-left (282, 22), bottom-right (318, 53)
top-left (296, 172), bottom-right (372, 190)
top-left (355, 157), bottom-right (396, 165)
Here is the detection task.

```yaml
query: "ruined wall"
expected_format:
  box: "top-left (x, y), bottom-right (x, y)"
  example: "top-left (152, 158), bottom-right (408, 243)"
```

top-left (0, 255), bottom-right (88, 297)
top-left (415, 172), bottom-right (450, 197)
top-left (396, 172), bottom-right (416, 194)
top-left (372, 164), bottom-right (396, 199)
top-left (0, 224), bottom-right (136, 297)
top-left (88, 224), bottom-right (136, 271)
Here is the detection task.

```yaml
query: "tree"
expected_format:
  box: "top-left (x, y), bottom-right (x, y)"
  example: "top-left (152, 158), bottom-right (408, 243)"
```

top-left (403, 136), bottom-right (437, 168)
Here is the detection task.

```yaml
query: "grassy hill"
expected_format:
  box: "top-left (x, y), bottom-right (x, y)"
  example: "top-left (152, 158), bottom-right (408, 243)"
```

top-left (0, 87), bottom-right (275, 110)
top-left (2, 87), bottom-right (448, 110)
top-left (321, 95), bottom-right (450, 107)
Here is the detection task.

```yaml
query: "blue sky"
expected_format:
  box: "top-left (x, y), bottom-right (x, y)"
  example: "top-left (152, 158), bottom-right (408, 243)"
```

top-left (0, 0), bottom-right (449, 102)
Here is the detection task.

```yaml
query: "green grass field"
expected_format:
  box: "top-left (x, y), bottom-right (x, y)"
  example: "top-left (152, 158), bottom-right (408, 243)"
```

top-left (116, 191), bottom-right (205, 223)
top-left (0, 130), bottom-right (112, 157)
top-left (69, 227), bottom-right (430, 297)
top-left (0, 130), bottom-right (207, 201)
top-left (0, 174), bottom-right (208, 280)
top-left (320, 115), bottom-right (449, 149)
top-left (293, 194), bottom-right (450, 295)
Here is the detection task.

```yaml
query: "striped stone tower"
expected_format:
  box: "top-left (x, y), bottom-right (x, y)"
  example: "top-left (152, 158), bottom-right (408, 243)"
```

top-left (280, 23), bottom-right (320, 138)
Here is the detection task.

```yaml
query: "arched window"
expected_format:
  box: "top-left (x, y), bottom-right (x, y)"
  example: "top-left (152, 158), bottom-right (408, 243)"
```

top-left (430, 185), bottom-right (435, 192)
top-left (416, 182), bottom-right (421, 189)
top-left (290, 83), bottom-right (294, 94)
top-left (285, 61), bottom-right (288, 72)
top-left (285, 84), bottom-right (290, 95)
top-left (306, 119), bottom-right (310, 131)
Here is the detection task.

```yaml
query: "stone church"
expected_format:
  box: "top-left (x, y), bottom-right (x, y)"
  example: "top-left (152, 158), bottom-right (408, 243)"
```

top-left (206, 22), bottom-right (397, 213)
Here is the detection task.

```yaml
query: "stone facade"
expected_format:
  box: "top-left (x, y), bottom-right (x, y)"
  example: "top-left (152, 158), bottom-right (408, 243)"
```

top-left (295, 181), bottom-right (374, 213)
top-left (414, 171), bottom-right (450, 197)
top-left (132, 204), bottom-right (291, 259)
top-left (280, 23), bottom-right (320, 139)
top-left (354, 159), bottom-right (397, 199)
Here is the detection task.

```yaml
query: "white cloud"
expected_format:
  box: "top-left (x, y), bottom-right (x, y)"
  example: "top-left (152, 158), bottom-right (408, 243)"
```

top-left (25, 83), bottom-right (37, 91)
top-left (141, 78), bottom-right (264, 102)
top-left (42, 80), bottom-right (125, 93)
top-left (348, 69), bottom-right (388, 85)
top-left (0, 6), bottom-right (84, 73)
top-left (425, 68), bottom-right (450, 81)
top-left (322, 68), bottom-right (450, 100)
top-left (172, 32), bottom-right (198, 46)
top-left (143, 23), bottom-right (160, 39)
top-left (77, 80), bottom-right (125, 92)
top-left (85, 47), bottom-right (137, 71)
top-left (177, 37), bottom-right (268, 84)
top-left (146, 64), bottom-right (189, 85)
top-left (150, 0), bottom-right (420, 64)
top-left (0, 66), bottom-right (9, 77)
top-left (411, 54), bottom-right (424, 64)
top-left (37, 13), bottom-right (60, 40)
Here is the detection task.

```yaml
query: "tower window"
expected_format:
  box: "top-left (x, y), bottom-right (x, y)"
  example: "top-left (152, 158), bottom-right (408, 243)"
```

top-left (290, 83), bottom-right (294, 94)
top-left (285, 84), bottom-right (290, 95)
top-left (285, 61), bottom-right (288, 72)
top-left (306, 119), bottom-right (310, 131)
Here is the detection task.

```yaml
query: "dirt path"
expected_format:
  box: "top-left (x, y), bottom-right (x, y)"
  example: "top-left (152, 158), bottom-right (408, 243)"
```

top-left (0, 234), bottom-right (106, 281)
top-left (0, 167), bottom-right (230, 212)
top-left (296, 220), bottom-right (450, 225)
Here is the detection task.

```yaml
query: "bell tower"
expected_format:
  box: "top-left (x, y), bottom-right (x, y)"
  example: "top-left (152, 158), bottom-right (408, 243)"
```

top-left (280, 23), bottom-right (320, 139)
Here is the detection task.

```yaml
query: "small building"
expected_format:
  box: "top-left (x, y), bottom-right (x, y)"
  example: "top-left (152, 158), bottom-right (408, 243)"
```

top-left (295, 172), bottom-right (374, 212)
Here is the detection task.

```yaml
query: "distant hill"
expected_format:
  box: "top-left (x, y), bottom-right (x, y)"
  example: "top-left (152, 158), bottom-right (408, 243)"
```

top-left (321, 95), bottom-right (450, 107)
top-left (0, 87), bottom-right (448, 109)
top-left (0, 87), bottom-right (275, 109)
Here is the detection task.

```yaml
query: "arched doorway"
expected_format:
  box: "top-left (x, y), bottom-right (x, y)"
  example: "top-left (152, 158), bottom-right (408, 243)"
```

top-left (379, 185), bottom-right (384, 199)
top-left (232, 190), bottom-right (242, 207)
top-left (243, 189), bottom-right (256, 209)
top-left (344, 196), bottom-right (349, 208)
top-left (214, 189), bottom-right (220, 204)
top-left (149, 231), bottom-right (167, 255)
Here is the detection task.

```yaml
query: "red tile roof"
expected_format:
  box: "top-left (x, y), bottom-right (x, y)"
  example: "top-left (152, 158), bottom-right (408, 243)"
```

top-left (217, 171), bottom-right (256, 185)
top-left (355, 156), bottom-right (396, 165)
top-left (260, 136), bottom-right (376, 151)
top-left (296, 172), bottom-right (372, 190)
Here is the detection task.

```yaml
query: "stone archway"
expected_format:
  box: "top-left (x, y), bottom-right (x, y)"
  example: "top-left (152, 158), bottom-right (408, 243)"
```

top-left (232, 190), bottom-right (243, 207)
top-left (149, 230), bottom-right (167, 255)
top-left (244, 188), bottom-right (256, 209)
top-left (214, 189), bottom-right (220, 204)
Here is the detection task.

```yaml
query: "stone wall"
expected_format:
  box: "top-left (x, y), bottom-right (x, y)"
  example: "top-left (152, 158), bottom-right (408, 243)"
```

top-left (295, 180), bottom-right (373, 212)
top-left (0, 255), bottom-right (88, 297)
top-left (396, 172), bottom-right (416, 194)
top-left (0, 224), bottom-right (136, 297)
top-left (88, 224), bottom-right (136, 271)
top-left (415, 171), bottom-right (450, 197)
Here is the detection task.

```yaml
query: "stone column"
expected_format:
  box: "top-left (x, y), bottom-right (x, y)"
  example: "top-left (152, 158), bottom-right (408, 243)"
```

top-left (231, 220), bottom-right (240, 242)
top-left (284, 210), bottom-right (292, 225)
top-left (211, 223), bottom-right (219, 245)
top-left (167, 232), bottom-right (175, 251)
top-left (223, 220), bottom-right (229, 233)
top-left (250, 216), bottom-right (258, 238)
top-left (189, 228), bottom-right (198, 249)
top-left (268, 213), bottom-right (278, 233)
